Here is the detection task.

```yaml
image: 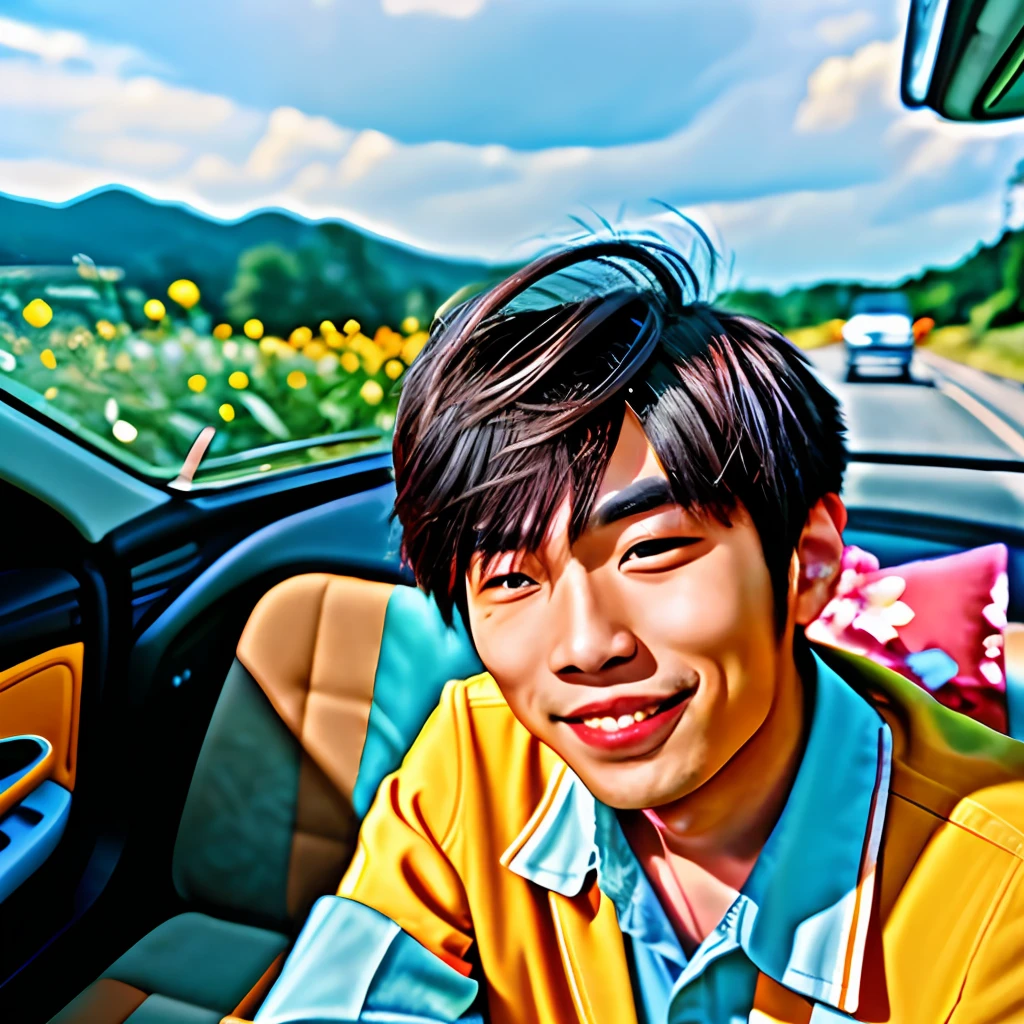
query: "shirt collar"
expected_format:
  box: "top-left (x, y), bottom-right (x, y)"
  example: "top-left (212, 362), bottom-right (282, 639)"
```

top-left (500, 651), bottom-right (892, 1017)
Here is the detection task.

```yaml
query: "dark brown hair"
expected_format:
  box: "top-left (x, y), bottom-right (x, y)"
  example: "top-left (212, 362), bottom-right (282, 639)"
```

top-left (392, 238), bottom-right (848, 633)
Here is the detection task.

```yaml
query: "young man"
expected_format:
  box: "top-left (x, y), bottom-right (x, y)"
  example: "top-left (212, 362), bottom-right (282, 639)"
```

top-left (255, 240), bottom-right (1024, 1023)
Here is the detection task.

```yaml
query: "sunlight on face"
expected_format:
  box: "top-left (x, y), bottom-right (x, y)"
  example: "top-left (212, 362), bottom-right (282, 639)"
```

top-left (465, 409), bottom-right (782, 810)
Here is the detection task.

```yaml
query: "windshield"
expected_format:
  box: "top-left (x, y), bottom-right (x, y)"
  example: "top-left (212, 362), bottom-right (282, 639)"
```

top-left (0, 4), bottom-right (1022, 480)
top-left (850, 293), bottom-right (913, 316)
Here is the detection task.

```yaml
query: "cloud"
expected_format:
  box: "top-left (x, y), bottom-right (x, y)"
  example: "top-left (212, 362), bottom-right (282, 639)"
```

top-left (381, 0), bottom-right (486, 17)
top-left (814, 10), bottom-right (876, 46)
top-left (0, 13), bottom-right (143, 75)
top-left (244, 107), bottom-right (351, 181)
top-left (73, 76), bottom-right (242, 136)
top-left (795, 37), bottom-right (901, 132)
top-left (1, 8), bottom-right (1022, 290)
top-left (337, 130), bottom-right (398, 183)
top-left (0, 15), bottom-right (87, 63)
top-left (96, 136), bottom-right (189, 170)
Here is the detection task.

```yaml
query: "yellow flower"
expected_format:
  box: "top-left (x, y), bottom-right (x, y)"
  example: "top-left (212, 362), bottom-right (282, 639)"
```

top-left (360, 380), bottom-right (384, 405)
top-left (290, 326), bottom-right (312, 347)
top-left (385, 359), bottom-right (404, 380)
top-left (324, 331), bottom-right (345, 349)
top-left (114, 352), bottom-right (132, 372)
top-left (40, 348), bottom-right (57, 370)
top-left (219, 403), bottom-right (235, 422)
top-left (144, 299), bottom-right (166, 321)
top-left (44, 386), bottom-right (58, 400)
top-left (112, 419), bottom-right (138, 443)
top-left (375, 326), bottom-right (403, 358)
top-left (244, 318), bottom-right (264, 340)
top-left (319, 320), bottom-right (336, 336)
top-left (228, 370), bottom-right (249, 389)
top-left (96, 319), bottom-right (117, 340)
top-left (304, 340), bottom-right (327, 361)
top-left (343, 319), bottom-right (360, 336)
top-left (401, 316), bottom-right (420, 335)
top-left (187, 374), bottom-right (207, 393)
top-left (401, 331), bottom-right (428, 364)
top-left (340, 351), bottom-right (360, 373)
top-left (287, 370), bottom-right (307, 389)
top-left (23, 299), bottom-right (53, 328)
top-left (213, 323), bottom-right (233, 340)
top-left (168, 279), bottom-right (200, 309)
top-left (258, 336), bottom-right (294, 359)
top-left (361, 350), bottom-right (384, 376)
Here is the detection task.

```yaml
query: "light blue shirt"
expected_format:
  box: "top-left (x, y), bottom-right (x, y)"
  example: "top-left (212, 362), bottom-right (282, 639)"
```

top-left (257, 652), bottom-right (892, 1023)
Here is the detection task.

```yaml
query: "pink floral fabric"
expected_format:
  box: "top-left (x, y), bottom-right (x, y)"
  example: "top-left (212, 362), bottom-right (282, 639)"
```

top-left (807, 543), bottom-right (1010, 733)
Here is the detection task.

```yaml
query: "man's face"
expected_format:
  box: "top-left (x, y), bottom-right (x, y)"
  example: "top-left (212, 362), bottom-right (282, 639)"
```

top-left (465, 410), bottom-right (786, 810)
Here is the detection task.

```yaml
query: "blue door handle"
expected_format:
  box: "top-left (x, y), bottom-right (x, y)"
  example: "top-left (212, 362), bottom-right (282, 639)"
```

top-left (0, 734), bottom-right (72, 903)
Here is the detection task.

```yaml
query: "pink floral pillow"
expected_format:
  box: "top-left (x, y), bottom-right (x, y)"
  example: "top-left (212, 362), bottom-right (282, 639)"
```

top-left (807, 543), bottom-right (1010, 733)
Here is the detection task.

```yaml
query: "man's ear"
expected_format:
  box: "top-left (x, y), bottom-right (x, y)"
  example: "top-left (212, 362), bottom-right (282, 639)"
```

top-left (793, 493), bottom-right (847, 626)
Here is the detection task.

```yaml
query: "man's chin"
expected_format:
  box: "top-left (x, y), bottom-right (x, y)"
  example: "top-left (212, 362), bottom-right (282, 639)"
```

top-left (577, 762), bottom-right (702, 812)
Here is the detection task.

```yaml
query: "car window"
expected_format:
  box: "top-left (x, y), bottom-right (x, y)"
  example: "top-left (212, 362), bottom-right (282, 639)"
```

top-left (850, 293), bottom-right (912, 316)
top-left (1, 5), bottom-right (1023, 484)
top-left (0, 259), bottom-right (436, 486)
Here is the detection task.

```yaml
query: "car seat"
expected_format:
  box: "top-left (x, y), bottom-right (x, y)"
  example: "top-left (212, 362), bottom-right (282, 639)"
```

top-left (50, 574), bottom-right (482, 1024)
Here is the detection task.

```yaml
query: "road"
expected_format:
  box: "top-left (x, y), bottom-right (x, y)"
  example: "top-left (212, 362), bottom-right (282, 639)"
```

top-left (807, 344), bottom-right (1024, 463)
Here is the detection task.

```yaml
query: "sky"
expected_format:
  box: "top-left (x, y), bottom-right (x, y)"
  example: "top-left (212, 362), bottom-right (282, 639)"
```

top-left (2, 0), bottom-right (1024, 290)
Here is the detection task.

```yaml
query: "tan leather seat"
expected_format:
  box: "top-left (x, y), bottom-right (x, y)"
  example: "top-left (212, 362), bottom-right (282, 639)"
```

top-left (51, 574), bottom-right (482, 1024)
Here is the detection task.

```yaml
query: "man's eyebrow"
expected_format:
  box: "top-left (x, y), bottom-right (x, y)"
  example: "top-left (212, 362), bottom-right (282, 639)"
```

top-left (589, 477), bottom-right (675, 528)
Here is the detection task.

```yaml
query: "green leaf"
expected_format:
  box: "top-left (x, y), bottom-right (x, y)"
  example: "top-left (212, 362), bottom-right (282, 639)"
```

top-left (168, 411), bottom-right (208, 441)
top-left (237, 391), bottom-right (291, 440)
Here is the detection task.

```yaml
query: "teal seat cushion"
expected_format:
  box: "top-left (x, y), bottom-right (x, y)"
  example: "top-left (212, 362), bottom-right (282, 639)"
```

top-left (353, 586), bottom-right (483, 818)
top-left (172, 661), bottom-right (300, 927)
top-left (124, 995), bottom-right (223, 1024)
top-left (103, 913), bottom-right (288, 1015)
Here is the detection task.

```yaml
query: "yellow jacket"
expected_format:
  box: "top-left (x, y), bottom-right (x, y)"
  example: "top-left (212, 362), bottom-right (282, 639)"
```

top-left (336, 647), bottom-right (1024, 1023)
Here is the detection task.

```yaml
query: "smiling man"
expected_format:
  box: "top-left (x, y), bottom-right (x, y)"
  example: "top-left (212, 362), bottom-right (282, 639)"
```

top-left (254, 240), bottom-right (1024, 1024)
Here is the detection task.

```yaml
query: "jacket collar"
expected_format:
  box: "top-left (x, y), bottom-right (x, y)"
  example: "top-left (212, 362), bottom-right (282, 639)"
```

top-left (500, 651), bottom-right (892, 1017)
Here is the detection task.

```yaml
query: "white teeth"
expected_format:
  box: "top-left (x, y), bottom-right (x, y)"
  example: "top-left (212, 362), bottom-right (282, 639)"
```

top-left (576, 704), bottom-right (664, 733)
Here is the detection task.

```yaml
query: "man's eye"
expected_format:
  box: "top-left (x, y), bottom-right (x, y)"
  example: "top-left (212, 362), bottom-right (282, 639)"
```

top-left (620, 537), bottom-right (698, 565)
top-left (481, 572), bottom-right (537, 592)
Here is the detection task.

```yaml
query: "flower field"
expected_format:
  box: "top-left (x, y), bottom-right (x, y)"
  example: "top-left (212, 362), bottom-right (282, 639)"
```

top-left (0, 265), bottom-right (429, 479)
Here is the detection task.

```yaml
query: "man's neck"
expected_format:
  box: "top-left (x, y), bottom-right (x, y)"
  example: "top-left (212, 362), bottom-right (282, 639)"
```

top-left (648, 640), bottom-right (811, 885)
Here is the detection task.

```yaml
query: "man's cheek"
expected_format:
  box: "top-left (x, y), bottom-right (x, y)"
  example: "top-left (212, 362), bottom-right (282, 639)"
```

top-left (642, 583), bottom-right (746, 656)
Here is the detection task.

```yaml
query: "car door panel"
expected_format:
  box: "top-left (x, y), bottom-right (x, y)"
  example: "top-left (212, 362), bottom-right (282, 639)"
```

top-left (128, 481), bottom-right (404, 705)
top-left (0, 776), bottom-right (72, 904)
top-left (0, 645), bottom-right (84, 792)
top-left (0, 568), bottom-right (85, 909)
top-left (0, 736), bottom-right (55, 819)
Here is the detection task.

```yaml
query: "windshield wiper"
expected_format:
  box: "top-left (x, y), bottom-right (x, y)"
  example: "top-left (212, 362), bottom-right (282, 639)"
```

top-left (169, 425), bottom-right (217, 492)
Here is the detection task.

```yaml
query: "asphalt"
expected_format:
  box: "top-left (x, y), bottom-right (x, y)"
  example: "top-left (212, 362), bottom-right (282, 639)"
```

top-left (806, 344), bottom-right (1024, 463)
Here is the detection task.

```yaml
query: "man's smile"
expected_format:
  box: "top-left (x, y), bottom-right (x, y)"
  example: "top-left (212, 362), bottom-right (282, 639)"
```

top-left (552, 678), bottom-right (699, 754)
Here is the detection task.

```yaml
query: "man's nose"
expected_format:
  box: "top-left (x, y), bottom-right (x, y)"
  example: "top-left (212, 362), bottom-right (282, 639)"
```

top-left (548, 565), bottom-right (636, 678)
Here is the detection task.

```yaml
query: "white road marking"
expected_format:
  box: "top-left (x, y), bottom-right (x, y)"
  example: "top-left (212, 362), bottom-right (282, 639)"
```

top-left (937, 381), bottom-right (1024, 459)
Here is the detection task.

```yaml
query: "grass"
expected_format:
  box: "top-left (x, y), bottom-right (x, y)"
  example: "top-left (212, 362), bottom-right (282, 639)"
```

top-left (925, 323), bottom-right (1024, 383)
top-left (784, 319), bottom-right (845, 350)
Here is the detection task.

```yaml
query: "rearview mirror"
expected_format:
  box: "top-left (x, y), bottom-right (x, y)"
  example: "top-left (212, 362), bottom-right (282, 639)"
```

top-left (902, 0), bottom-right (1024, 120)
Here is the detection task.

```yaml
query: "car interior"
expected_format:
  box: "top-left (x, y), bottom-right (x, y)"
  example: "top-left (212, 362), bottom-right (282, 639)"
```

top-left (0, 430), bottom-right (1022, 1024)
top-left (0, 3), bottom-right (1023, 1021)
